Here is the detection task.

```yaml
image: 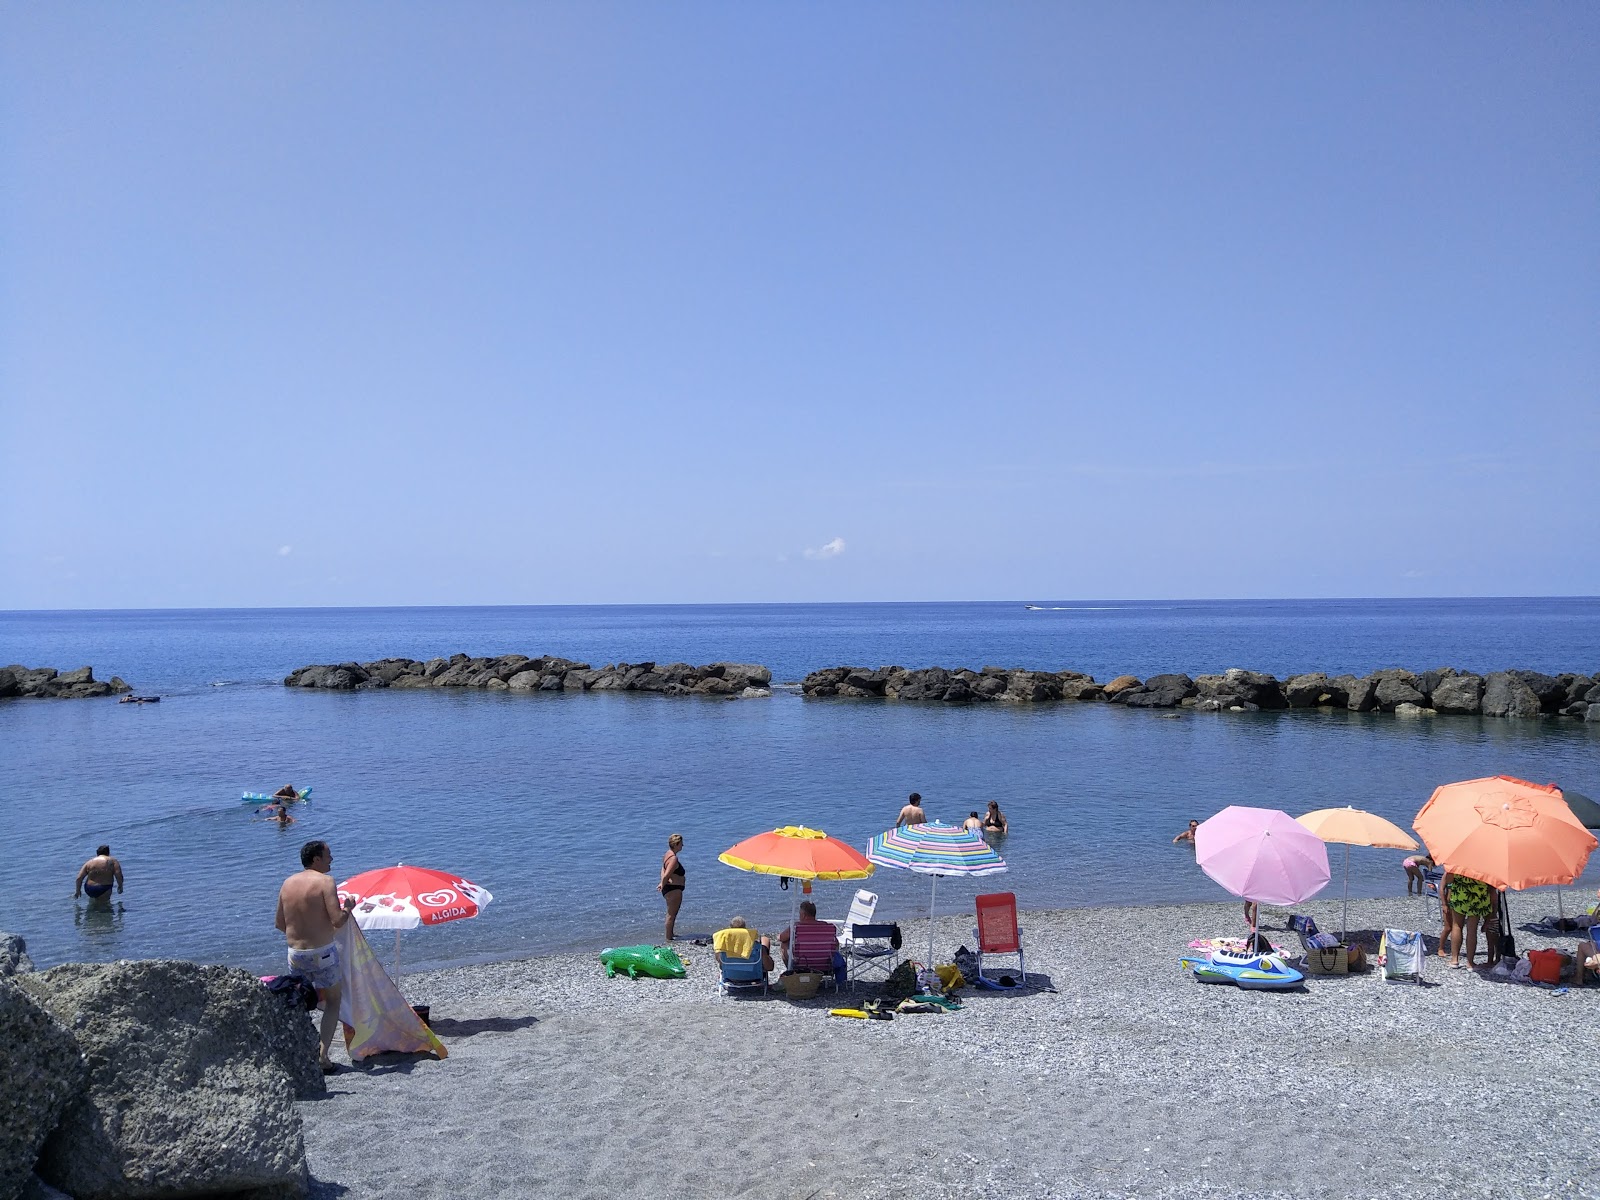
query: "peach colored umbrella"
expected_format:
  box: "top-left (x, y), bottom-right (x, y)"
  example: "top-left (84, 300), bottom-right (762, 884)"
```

top-left (1412, 776), bottom-right (1597, 892)
top-left (1297, 807), bottom-right (1419, 939)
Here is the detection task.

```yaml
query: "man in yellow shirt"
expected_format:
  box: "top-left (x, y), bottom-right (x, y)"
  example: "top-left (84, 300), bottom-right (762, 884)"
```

top-left (712, 915), bottom-right (774, 977)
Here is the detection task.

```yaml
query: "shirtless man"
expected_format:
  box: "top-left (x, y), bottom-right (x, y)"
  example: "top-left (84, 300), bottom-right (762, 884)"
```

top-left (962, 811), bottom-right (984, 834)
top-left (896, 792), bottom-right (927, 827)
top-left (275, 840), bottom-right (358, 1072)
top-left (273, 784), bottom-right (300, 802)
top-left (1172, 819), bottom-right (1199, 845)
top-left (74, 845), bottom-right (123, 902)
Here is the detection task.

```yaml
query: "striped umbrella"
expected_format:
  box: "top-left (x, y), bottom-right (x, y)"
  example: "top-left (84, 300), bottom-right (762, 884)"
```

top-left (866, 821), bottom-right (1008, 970)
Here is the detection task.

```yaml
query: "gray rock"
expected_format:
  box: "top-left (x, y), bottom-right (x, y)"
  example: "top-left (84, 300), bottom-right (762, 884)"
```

top-left (1393, 702), bottom-right (1435, 718)
top-left (1374, 676), bottom-right (1426, 711)
top-left (1561, 674), bottom-right (1595, 706)
top-left (739, 686), bottom-right (771, 699)
top-left (19, 1174), bottom-right (73, 1200)
top-left (1219, 669), bottom-right (1287, 710)
top-left (54, 667), bottom-right (93, 686)
top-left (20, 960), bottom-right (320, 1200)
top-left (1284, 673), bottom-right (1347, 708)
top-left (484, 678), bottom-right (509, 692)
top-left (0, 980), bottom-right (85, 1200)
top-left (0, 668), bottom-right (17, 699)
top-left (107, 677), bottom-right (132, 694)
top-left (1343, 676), bottom-right (1378, 712)
top-left (1118, 674), bottom-right (1197, 709)
top-left (505, 670), bottom-right (542, 691)
top-left (2, 933), bottom-right (34, 977)
top-left (693, 677), bottom-right (737, 696)
top-left (942, 681), bottom-right (972, 702)
top-left (707, 663), bottom-right (771, 688)
top-left (1588, 703), bottom-right (1600, 723)
top-left (1058, 676), bottom-right (1104, 701)
top-left (1101, 675), bottom-right (1141, 698)
top-left (1483, 671), bottom-right (1543, 719)
top-left (537, 674), bottom-right (565, 692)
top-left (1430, 674), bottom-right (1484, 714)
top-left (1508, 669), bottom-right (1566, 714)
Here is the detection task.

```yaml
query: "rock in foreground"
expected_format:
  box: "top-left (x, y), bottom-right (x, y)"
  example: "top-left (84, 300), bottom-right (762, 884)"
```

top-left (18, 960), bottom-right (323, 1200)
top-left (0, 978), bottom-right (85, 1200)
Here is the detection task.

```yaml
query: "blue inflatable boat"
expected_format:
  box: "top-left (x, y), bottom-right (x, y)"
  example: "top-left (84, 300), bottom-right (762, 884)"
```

top-left (1179, 949), bottom-right (1304, 990)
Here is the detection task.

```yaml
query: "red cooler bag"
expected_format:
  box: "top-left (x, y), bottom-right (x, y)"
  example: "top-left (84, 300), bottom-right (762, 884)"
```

top-left (1525, 948), bottom-right (1563, 985)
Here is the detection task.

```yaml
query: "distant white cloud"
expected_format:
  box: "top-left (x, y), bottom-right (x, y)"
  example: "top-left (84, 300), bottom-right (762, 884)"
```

top-left (277, 545), bottom-right (293, 556)
top-left (804, 537), bottom-right (846, 561)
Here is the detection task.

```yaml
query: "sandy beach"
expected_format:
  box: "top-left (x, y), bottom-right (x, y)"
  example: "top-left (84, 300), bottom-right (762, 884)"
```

top-left (297, 896), bottom-right (1598, 1200)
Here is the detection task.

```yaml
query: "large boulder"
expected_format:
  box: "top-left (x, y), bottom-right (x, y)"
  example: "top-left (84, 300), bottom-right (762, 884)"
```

top-left (54, 667), bottom-right (94, 687)
top-left (0, 668), bottom-right (18, 699)
top-left (1339, 675), bottom-right (1378, 713)
top-left (705, 663), bottom-right (771, 689)
top-left (1283, 673), bottom-right (1347, 708)
top-left (1195, 670), bottom-right (1286, 711)
top-left (1508, 670), bottom-right (1566, 714)
top-left (1117, 674), bottom-right (1196, 708)
top-left (1482, 671), bottom-right (1543, 719)
top-left (0, 980), bottom-right (85, 1200)
top-left (1101, 675), bottom-right (1141, 698)
top-left (1372, 671), bottom-right (1427, 712)
top-left (1430, 674), bottom-right (1484, 714)
top-left (18, 960), bottom-right (322, 1199)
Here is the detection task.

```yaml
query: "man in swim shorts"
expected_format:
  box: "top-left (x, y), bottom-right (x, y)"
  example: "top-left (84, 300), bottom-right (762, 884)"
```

top-left (74, 845), bottom-right (123, 902)
top-left (275, 839), bottom-right (358, 1072)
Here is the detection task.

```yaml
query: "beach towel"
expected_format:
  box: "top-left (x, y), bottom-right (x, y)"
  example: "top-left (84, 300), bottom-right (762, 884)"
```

top-left (712, 926), bottom-right (757, 959)
top-left (336, 921), bottom-right (448, 1060)
top-left (1379, 929), bottom-right (1424, 982)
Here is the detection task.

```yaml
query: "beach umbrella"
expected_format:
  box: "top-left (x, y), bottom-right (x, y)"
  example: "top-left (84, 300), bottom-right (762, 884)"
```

top-left (1414, 776), bottom-right (1598, 926)
top-left (718, 826), bottom-right (875, 960)
top-left (1296, 806), bottom-right (1418, 941)
top-left (865, 821), bottom-right (1008, 971)
top-left (1413, 776), bottom-right (1596, 892)
top-left (1196, 807), bottom-right (1330, 945)
top-left (338, 864), bottom-right (494, 990)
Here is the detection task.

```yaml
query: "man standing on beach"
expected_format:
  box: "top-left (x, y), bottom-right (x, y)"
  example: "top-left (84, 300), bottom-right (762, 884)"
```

top-left (897, 793), bottom-right (927, 827)
top-left (74, 845), bottom-right (123, 901)
top-left (275, 839), bottom-right (358, 1073)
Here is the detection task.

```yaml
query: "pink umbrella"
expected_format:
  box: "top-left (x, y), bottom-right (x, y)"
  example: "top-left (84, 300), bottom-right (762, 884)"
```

top-left (1196, 806), bottom-right (1331, 940)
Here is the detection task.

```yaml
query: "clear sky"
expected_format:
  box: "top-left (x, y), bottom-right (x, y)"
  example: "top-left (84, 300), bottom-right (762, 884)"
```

top-left (3, 4), bottom-right (1596, 608)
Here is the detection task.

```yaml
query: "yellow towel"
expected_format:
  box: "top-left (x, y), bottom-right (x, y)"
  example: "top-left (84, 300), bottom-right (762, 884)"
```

top-left (713, 927), bottom-right (757, 959)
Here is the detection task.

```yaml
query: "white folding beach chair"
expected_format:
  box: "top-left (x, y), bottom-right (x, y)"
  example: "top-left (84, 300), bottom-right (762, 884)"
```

top-left (835, 889), bottom-right (878, 952)
top-left (1380, 929), bottom-right (1425, 984)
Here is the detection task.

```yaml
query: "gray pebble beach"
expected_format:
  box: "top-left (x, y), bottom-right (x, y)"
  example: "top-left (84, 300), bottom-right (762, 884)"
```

top-left (299, 896), bottom-right (1597, 1200)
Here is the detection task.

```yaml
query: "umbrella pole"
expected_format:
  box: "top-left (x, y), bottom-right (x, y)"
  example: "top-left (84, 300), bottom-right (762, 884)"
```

top-left (394, 929), bottom-right (404, 995)
top-left (1342, 844), bottom-right (1350, 943)
top-left (927, 873), bottom-right (939, 973)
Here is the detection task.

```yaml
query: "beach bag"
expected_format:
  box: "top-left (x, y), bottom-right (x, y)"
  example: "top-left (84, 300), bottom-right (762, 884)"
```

top-left (264, 973), bottom-right (319, 1012)
top-left (1380, 929), bottom-right (1424, 982)
top-left (1304, 945), bottom-right (1347, 975)
top-left (780, 970), bottom-right (824, 1000)
top-left (1525, 949), bottom-right (1563, 985)
top-left (1288, 914), bottom-right (1318, 935)
top-left (884, 960), bottom-right (918, 999)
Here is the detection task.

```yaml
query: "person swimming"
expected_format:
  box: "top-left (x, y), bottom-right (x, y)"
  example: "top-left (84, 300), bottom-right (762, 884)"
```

top-left (1172, 819), bottom-right (1199, 845)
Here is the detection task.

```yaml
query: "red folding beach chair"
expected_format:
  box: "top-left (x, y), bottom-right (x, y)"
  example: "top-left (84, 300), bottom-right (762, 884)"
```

top-left (975, 892), bottom-right (1026, 986)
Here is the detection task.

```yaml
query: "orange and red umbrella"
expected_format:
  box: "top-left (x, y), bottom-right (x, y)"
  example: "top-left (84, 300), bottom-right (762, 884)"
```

top-left (719, 826), bottom-right (875, 880)
top-left (1413, 776), bottom-right (1597, 891)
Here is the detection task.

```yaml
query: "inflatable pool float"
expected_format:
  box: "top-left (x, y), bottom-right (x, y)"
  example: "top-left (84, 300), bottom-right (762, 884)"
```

top-left (1179, 950), bottom-right (1304, 990)
top-left (243, 787), bottom-right (312, 804)
top-left (599, 945), bottom-right (686, 979)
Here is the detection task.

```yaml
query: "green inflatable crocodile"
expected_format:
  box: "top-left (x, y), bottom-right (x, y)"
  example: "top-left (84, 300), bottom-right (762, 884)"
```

top-left (599, 944), bottom-right (687, 979)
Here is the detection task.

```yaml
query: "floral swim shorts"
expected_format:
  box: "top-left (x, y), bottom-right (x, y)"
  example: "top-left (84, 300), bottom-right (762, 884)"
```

top-left (286, 942), bottom-right (341, 990)
top-left (1446, 876), bottom-right (1492, 919)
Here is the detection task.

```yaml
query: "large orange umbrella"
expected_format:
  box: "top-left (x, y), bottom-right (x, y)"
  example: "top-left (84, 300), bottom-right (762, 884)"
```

top-left (1297, 806), bottom-right (1419, 939)
top-left (719, 827), bottom-right (874, 964)
top-left (1413, 776), bottom-right (1597, 892)
top-left (719, 825), bottom-right (875, 880)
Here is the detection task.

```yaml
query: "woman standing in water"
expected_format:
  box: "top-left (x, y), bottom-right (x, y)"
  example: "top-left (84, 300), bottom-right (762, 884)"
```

top-left (982, 801), bottom-right (1008, 837)
top-left (659, 833), bottom-right (686, 941)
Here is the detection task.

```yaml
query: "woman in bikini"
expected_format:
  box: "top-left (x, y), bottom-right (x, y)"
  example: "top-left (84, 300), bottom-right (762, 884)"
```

top-left (982, 801), bottom-right (1008, 837)
top-left (659, 833), bottom-right (686, 941)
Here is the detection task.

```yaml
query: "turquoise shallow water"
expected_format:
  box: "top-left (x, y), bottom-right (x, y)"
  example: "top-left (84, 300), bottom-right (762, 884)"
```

top-left (3, 599), bottom-right (1597, 974)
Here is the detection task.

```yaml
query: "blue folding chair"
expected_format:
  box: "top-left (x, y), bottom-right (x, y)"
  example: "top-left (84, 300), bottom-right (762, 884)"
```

top-left (1422, 868), bottom-right (1445, 922)
top-left (716, 943), bottom-right (768, 998)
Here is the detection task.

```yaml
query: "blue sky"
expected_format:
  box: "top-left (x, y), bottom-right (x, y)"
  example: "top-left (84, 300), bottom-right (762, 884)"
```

top-left (3, 5), bottom-right (1596, 608)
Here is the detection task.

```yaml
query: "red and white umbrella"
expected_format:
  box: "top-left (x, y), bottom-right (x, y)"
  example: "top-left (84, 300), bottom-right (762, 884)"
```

top-left (338, 864), bottom-right (493, 987)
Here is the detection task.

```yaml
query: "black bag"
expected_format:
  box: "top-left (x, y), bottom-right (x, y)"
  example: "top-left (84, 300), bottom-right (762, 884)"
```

top-left (1496, 892), bottom-right (1516, 960)
top-left (265, 972), bottom-right (319, 1011)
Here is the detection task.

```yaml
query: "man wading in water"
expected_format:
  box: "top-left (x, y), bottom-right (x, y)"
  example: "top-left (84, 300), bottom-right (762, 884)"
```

top-left (74, 845), bottom-right (124, 902)
top-left (275, 840), bottom-right (358, 1073)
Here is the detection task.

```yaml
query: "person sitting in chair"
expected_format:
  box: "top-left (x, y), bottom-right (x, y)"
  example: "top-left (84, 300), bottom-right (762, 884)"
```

top-left (778, 900), bottom-right (838, 970)
top-left (712, 916), bottom-right (773, 977)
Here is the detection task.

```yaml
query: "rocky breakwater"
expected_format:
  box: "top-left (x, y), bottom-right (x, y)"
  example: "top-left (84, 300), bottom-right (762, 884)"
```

top-left (1, 931), bottom-right (324, 1200)
top-left (285, 653), bottom-right (774, 697)
top-left (1, 666), bottom-right (131, 700)
top-left (801, 665), bottom-right (1600, 721)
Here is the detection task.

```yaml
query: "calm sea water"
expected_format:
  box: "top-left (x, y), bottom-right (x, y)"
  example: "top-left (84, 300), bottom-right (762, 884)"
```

top-left (3, 599), bottom-right (1597, 975)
